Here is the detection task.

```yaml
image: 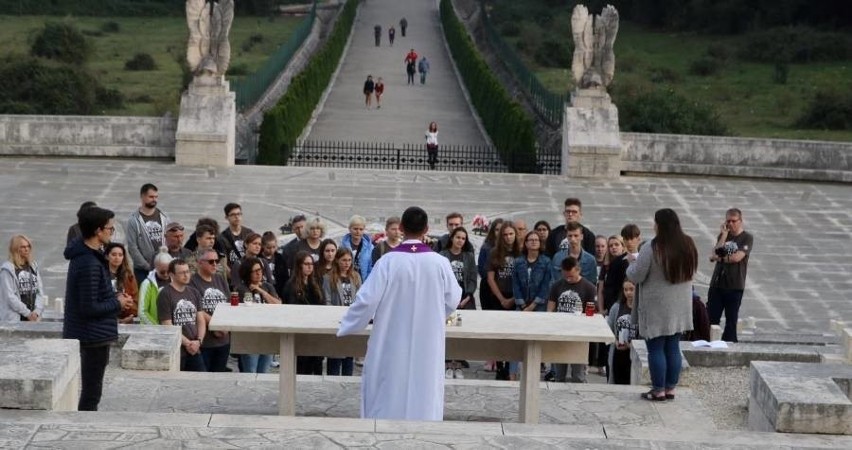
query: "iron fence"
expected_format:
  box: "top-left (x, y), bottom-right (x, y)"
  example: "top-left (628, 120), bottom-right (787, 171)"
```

top-left (231, 1), bottom-right (317, 111)
top-left (479, 1), bottom-right (567, 126)
top-left (289, 141), bottom-right (561, 174)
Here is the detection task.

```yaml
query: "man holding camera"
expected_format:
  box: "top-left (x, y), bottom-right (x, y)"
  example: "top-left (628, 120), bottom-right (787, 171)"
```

top-left (707, 208), bottom-right (754, 342)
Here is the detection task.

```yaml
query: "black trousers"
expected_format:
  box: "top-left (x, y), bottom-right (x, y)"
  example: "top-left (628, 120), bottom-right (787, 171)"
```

top-left (707, 287), bottom-right (744, 342)
top-left (79, 344), bottom-right (111, 411)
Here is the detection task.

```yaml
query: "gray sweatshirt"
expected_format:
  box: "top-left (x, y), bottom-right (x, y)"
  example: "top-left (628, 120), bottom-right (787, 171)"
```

top-left (126, 208), bottom-right (171, 272)
top-left (0, 261), bottom-right (46, 322)
top-left (625, 239), bottom-right (693, 340)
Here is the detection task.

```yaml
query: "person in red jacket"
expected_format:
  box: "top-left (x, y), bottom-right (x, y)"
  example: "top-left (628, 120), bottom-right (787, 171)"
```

top-left (375, 77), bottom-right (385, 109)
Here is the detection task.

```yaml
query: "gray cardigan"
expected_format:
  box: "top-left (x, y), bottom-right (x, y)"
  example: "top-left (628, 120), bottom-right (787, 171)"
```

top-left (625, 239), bottom-right (693, 340)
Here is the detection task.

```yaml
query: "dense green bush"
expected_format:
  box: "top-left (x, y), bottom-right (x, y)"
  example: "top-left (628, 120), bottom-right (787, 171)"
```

top-left (0, 57), bottom-right (118, 114)
top-left (534, 39), bottom-right (571, 68)
top-left (30, 22), bottom-right (92, 65)
top-left (615, 87), bottom-right (729, 135)
top-left (688, 57), bottom-right (718, 76)
top-left (257, 0), bottom-right (357, 165)
top-left (738, 27), bottom-right (852, 63)
top-left (124, 53), bottom-right (157, 71)
top-left (0, 0), bottom-right (293, 17)
top-left (796, 90), bottom-right (852, 131)
top-left (100, 21), bottom-right (121, 33)
top-left (441, 0), bottom-right (537, 172)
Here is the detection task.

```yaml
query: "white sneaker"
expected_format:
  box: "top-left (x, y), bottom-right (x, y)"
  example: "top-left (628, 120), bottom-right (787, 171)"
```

top-left (454, 368), bottom-right (464, 379)
top-left (445, 368), bottom-right (454, 379)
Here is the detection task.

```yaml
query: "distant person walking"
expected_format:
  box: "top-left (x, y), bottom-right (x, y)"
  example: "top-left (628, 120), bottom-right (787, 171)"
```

top-left (374, 24), bottom-right (382, 46)
top-left (404, 49), bottom-right (418, 85)
top-left (375, 77), bottom-right (385, 109)
top-left (388, 26), bottom-right (396, 46)
top-left (418, 56), bottom-right (430, 85)
top-left (363, 75), bottom-right (375, 109)
top-left (400, 17), bottom-right (408, 37)
top-left (425, 121), bottom-right (439, 170)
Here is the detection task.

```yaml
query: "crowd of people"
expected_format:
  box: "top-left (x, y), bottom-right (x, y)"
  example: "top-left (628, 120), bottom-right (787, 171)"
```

top-left (0, 183), bottom-right (754, 410)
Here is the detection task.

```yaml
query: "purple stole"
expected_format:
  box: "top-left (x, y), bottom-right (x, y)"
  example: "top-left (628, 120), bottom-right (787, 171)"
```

top-left (390, 242), bottom-right (433, 254)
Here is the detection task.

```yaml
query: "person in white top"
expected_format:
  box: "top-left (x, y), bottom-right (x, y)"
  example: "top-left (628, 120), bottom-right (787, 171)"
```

top-left (338, 206), bottom-right (461, 421)
top-left (425, 121), bottom-right (439, 170)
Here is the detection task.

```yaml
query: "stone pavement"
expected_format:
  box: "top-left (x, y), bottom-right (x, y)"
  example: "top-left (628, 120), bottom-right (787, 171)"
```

top-left (303, 0), bottom-right (487, 146)
top-left (4, 369), bottom-right (852, 448)
top-left (2, 158), bottom-right (850, 333)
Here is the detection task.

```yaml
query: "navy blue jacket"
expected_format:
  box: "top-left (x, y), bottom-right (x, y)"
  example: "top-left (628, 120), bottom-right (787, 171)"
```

top-left (62, 238), bottom-right (121, 345)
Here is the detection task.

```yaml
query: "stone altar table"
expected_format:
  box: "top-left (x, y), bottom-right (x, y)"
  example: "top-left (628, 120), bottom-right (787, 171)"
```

top-left (209, 304), bottom-right (614, 423)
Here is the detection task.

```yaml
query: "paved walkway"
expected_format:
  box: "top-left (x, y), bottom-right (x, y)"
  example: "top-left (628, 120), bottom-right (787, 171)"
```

top-left (304, 0), bottom-right (487, 146)
top-left (4, 158), bottom-right (849, 333)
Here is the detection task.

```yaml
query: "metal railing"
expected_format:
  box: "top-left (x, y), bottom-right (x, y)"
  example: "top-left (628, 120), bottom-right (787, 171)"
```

top-left (289, 141), bottom-right (561, 174)
top-left (231, 1), bottom-right (318, 111)
top-left (479, 1), bottom-right (567, 126)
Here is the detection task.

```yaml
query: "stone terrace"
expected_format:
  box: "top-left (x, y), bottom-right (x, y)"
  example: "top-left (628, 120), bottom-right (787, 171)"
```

top-left (2, 158), bottom-right (850, 332)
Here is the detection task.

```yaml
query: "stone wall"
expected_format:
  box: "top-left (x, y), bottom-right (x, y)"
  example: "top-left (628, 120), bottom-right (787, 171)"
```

top-left (0, 115), bottom-right (176, 159)
top-left (621, 132), bottom-right (852, 183)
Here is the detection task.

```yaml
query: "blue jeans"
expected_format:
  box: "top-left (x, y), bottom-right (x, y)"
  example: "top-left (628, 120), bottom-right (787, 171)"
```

top-left (645, 333), bottom-right (682, 392)
top-left (201, 343), bottom-right (231, 372)
top-left (239, 354), bottom-right (271, 373)
top-left (707, 287), bottom-right (743, 342)
top-left (327, 357), bottom-right (354, 376)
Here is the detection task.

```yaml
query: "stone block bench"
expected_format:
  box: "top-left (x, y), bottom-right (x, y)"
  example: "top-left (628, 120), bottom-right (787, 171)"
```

top-left (630, 341), bottom-right (837, 386)
top-left (748, 361), bottom-right (852, 435)
top-left (0, 338), bottom-right (80, 410)
top-left (0, 322), bottom-right (181, 371)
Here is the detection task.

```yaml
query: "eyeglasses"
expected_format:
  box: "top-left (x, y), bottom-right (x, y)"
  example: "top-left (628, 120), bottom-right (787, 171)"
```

top-left (202, 259), bottom-right (218, 265)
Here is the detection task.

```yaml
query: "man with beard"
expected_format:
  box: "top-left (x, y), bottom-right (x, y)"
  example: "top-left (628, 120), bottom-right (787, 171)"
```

top-left (127, 184), bottom-right (170, 285)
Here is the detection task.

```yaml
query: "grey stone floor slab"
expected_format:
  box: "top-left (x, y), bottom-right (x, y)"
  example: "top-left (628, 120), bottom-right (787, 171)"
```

top-left (1, 157), bottom-right (851, 334)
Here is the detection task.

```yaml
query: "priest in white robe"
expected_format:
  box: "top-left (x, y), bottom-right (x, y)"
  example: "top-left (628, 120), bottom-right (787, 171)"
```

top-left (338, 206), bottom-right (461, 421)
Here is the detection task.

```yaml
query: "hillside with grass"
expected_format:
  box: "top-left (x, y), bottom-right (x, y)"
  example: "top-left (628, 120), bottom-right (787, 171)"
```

top-left (0, 14), bottom-right (302, 116)
top-left (486, 0), bottom-right (852, 141)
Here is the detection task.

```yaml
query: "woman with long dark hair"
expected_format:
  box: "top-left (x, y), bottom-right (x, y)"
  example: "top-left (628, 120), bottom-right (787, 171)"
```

top-left (323, 247), bottom-right (361, 376)
top-left (487, 221), bottom-right (521, 380)
top-left (284, 250), bottom-right (325, 375)
top-left (105, 242), bottom-right (138, 324)
top-left (315, 238), bottom-right (338, 283)
top-left (627, 208), bottom-right (697, 401)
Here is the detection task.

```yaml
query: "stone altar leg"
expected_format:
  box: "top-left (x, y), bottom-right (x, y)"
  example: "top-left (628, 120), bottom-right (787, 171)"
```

top-left (175, 76), bottom-right (236, 167)
top-left (519, 341), bottom-right (542, 424)
top-left (279, 334), bottom-right (296, 415)
top-left (562, 89), bottom-right (622, 179)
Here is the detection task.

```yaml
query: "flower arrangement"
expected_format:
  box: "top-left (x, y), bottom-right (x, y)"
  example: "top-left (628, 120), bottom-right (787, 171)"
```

top-left (471, 215), bottom-right (490, 236)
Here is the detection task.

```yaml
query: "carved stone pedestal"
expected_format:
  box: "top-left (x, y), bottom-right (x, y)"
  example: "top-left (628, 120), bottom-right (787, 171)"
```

top-left (561, 89), bottom-right (622, 178)
top-left (175, 76), bottom-right (236, 167)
